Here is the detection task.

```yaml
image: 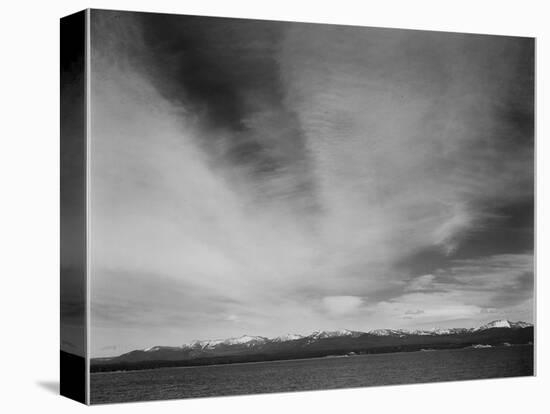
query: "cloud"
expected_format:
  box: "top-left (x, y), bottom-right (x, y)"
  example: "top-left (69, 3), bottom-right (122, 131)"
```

top-left (377, 293), bottom-right (482, 322)
top-left (372, 254), bottom-right (534, 326)
top-left (87, 12), bottom-right (533, 356)
top-left (405, 274), bottom-right (437, 292)
top-left (224, 314), bottom-right (240, 322)
top-left (322, 296), bottom-right (364, 316)
top-left (404, 309), bottom-right (424, 315)
top-left (280, 26), bottom-right (533, 265)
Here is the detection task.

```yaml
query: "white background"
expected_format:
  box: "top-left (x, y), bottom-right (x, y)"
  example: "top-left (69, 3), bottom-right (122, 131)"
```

top-left (0, 0), bottom-right (547, 412)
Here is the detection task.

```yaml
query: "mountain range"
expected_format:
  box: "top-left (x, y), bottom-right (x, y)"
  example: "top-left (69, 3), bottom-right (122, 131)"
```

top-left (91, 320), bottom-right (533, 372)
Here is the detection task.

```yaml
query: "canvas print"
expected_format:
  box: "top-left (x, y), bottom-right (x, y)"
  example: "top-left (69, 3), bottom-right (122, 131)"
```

top-left (61, 8), bottom-right (534, 405)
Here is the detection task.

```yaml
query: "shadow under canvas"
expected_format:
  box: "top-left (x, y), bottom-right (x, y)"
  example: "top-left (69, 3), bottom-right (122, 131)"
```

top-left (36, 380), bottom-right (59, 395)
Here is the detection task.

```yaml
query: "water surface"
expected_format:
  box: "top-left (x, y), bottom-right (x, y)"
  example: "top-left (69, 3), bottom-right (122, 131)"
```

top-left (91, 345), bottom-right (534, 404)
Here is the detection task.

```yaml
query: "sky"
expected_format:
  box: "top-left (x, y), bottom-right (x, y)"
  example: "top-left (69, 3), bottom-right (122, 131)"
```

top-left (89, 10), bottom-right (534, 357)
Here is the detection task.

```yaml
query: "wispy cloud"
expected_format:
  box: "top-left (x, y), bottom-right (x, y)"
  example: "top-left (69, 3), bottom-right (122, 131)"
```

top-left (371, 254), bottom-right (534, 327)
top-left (88, 12), bottom-right (533, 356)
top-left (322, 296), bottom-right (364, 316)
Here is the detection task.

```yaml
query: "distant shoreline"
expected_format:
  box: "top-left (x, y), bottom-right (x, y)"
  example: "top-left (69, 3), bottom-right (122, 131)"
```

top-left (90, 343), bottom-right (534, 375)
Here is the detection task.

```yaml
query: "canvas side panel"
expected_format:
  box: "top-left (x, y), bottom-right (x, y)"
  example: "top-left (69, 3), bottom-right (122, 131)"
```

top-left (60, 10), bottom-right (87, 404)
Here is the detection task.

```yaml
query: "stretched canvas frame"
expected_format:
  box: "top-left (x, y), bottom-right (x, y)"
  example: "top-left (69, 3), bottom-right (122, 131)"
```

top-left (61, 9), bottom-right (535, 405)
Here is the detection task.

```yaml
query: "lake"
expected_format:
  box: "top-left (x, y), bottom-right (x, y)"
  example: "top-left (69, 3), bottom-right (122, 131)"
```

top-left (90, 345), bottom-right (534, 404)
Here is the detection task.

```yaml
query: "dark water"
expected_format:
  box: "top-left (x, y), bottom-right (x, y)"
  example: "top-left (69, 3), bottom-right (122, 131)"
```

top-left (90, 345), bottom-right (534, 404)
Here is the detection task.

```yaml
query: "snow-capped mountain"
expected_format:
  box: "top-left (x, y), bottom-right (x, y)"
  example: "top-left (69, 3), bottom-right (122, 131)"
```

top-left (307, 329), bottom-right (362, 339)
top-left (187, 335), bottom-right (267, 350)
top-left (272, 333), bottom-right (304, 342)
top-left (474, 319), bottom-right (533, 331)
top-left (511, 321), bottom-right (533, 328)
top-left (368, 329), bottom-right (408, 337)
top-left (366, 320), bottom-right (532, 337)
top-left (95, 319), bottom-right (533, 370)
top-left (142, 345), bottom-right (181, 352)
top-left (367, 327), bottom-right (469, 337)
top-left (188, 338), bottom-right (225, 350)
top-left (221, 335), bottom-right (268, 346)
top-left (139, 320), bottom-right (533, 353)
top-left (475, 319), bottom-right (512, 330)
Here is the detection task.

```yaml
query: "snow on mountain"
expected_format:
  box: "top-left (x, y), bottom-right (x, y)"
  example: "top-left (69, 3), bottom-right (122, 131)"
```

top-left (222, 335), bottom-right (268, 346)
top-left (474, 320), bottom-right (532, 331)
top-left (187, 335), bottom-right (268, 349)
top-left (188, 338), bottom-right (225, 349)
top-left (477, 319), bottom-right (512, 330)
top-left (428, 328), bottom-right (453, 335)
top-left (367, 320), bottom-right (533, 337)
top-left (404, 330), bottom-right (427, 335)
top-left (142, 345), bottom-right (183, 352)
top-left (366, 328), bottom-right (454, 336)
top-left (308, 329), bottom-right (360, 339)
top-left (272, 334), bottom-right (304, 342)
top-left (368, 329), bottom-right (406, 336)
top-left (413, 327), bottom-right (472, 335)
top-left (143, 346), bottom-right (162, 352)
top-left (510, 321), bottom-right (533, 328)
top-left (180, 320), bottom-right (533, 350)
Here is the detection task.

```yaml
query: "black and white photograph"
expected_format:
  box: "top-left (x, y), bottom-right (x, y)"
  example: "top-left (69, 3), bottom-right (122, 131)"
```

top-left (4, 0), bottom-right (550, 412)
top-left (75, 8), bottom-right (535, 404)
